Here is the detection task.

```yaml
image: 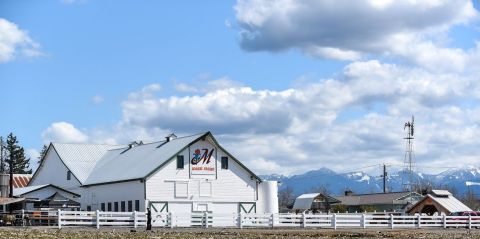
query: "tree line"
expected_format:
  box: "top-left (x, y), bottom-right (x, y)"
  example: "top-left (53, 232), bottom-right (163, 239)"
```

top-left (0, 133), bottom-right (33, 174)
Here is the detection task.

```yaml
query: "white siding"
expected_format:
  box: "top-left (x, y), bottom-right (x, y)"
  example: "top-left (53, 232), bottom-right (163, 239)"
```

top-left (82, 180), bottom-right (145, 211)
top-left (29, 147), bottom-right (82, 193)
top-left (146, 137), bottom-right (257, 213)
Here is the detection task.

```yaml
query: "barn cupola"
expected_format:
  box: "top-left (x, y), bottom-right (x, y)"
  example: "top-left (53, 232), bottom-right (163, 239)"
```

top-left (165, 133), bottom-right (177, 142)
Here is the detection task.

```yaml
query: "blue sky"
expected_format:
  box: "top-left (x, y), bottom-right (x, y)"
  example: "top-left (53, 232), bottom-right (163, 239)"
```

top-left (1, 0), bottom-right (480, 175)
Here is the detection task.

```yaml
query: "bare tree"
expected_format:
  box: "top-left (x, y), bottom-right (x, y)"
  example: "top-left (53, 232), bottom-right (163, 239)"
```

top-left (463, 188), bottom-right (479, 210)
top-left (309, 184), bottom-right (330, 196)
top-left (278, 186), bottom-right (295, 213)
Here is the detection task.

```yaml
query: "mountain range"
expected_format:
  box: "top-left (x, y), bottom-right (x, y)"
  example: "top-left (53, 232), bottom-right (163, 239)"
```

top-left (260, 166), bottom-right (480, 197)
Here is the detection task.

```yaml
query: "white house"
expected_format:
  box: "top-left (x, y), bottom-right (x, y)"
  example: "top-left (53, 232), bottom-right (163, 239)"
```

top-left (16, 132), bottom-right (278, 214)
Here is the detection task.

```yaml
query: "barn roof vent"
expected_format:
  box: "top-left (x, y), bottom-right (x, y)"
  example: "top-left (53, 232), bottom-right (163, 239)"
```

top-left (165, 133), bottom-right (177, 142)
top-left (121, 141), bottom-right (143, 154)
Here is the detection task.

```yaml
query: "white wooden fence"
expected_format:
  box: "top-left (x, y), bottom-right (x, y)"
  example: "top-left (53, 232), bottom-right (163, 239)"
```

top-left (57, 210), bottom-right (146, 229)
top-left (56, 211), bottom-right (480, 229)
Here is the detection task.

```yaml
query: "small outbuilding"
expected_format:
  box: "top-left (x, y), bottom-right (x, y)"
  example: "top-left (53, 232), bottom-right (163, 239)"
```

top-left (334, 191), bottom-right (423, 213)
top-left (407, 190), bottom-right (471, 215)
top-left (292, 193), bottom-right (341, 212)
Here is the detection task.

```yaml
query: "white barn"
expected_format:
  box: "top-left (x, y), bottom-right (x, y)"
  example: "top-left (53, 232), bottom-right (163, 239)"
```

top-left (18, 132), bottom-right (278, 214)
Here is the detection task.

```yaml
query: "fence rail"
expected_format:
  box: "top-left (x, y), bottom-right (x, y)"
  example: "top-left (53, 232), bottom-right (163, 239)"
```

top-left (4, 210), bottom-right (480, 229)
top-left (149, 212), bottom-right (480, 229)
top-left (58, 210), bottom-right (146, 229)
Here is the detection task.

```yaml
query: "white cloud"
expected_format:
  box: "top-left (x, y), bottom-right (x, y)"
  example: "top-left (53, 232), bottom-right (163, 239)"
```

top-left (0, 18), bottom-right (42, 63)
top-left (42, 122), bottom-right (89, 143)
top-left (84, 60), bottom-right (474, 175)
top-left (234, 0), bottom-right (478, 69)
top-left (92, 95), bottom-right (104, 104)
top-left (175, 77), bottom-right (243, 93)
top-left (40, 63), bottom-right (480, 175)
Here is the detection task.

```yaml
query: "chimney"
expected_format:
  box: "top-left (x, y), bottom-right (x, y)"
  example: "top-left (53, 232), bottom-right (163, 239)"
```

top-left (127, 141), bottom-right (143, 149)
top-left (344, 190), bottom-right (353, 196)
top-left (165, 133), bottom-right (177, 142)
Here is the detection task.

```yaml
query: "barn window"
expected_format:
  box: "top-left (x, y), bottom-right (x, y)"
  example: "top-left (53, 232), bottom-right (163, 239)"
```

top-left (107, 202), bottom-right (112, 211)
top-left (121, 201), bottom-right (126, 212)
top-left (101, 203), bottom-right (105, 211)
top-left (199, 181), bottom-right (212, 197)
top-left (114, 202), bottom-right (119, 212)
top-left (67, 171), bottom-right (71, 180)
top-left (175, 181), bottom-right (188, 198)
top-left (221, 156), bottom-right (228, 169)
top-left (176, 155), bottom-right (184, 169)
top-left (135, 200), bottom-right (140, 211)
top-left (128, 201), bottom-right (133, 212)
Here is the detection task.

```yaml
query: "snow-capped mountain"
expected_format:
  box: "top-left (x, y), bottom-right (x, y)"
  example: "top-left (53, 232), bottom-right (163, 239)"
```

top-left (260, 166), bottom-right (480, 197)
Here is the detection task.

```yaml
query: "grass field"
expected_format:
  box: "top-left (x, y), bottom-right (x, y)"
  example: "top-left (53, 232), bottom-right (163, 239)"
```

top-left (0, 227), bottom-right (479, 239)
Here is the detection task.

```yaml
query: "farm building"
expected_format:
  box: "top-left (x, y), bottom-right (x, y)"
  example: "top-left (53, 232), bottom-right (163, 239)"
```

top-left (0, 174), bottom-right (33, 212)
top-left (293, 191), bottom-right (423, 213)
top-left (21, 132), bottom-right (278, 214)
top-left (407, 190), bottom-right (471, 215)
top-left (292, 193), bottom-right (340, 212)
top-left (334, 191), bottom-right (423, 213)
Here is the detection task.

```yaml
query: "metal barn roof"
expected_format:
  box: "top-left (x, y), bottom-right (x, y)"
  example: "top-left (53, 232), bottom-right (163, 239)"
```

top-left (293, 193), bottom-right (320, 210)
top-left (13, 184), bottom-right (48, 197)
top-left (427, 193), bottom-right (471, 213)
top-left (12, 174), bottom-right (32, 188)
top-left (83, 132), bottom-right (206, 185)
top-left (37, 132), bottom-right (260, 187)
top-left (53, 143), bottom-right (124, 183)
top-left (334, 191), bottom-right (422, 206)
top-left (293, 193), bottom-right (341, 210)
top-left (13, 184), bottom-right (81, 197)
top-left (407, 190), bottom-right (471, 214)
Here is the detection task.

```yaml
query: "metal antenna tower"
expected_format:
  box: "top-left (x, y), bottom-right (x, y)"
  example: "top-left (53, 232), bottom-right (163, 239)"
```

top-left (402, 116), bottom-right (415, 193)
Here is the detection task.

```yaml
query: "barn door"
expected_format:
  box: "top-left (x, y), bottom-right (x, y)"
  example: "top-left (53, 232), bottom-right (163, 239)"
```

top-left (239, 202), bottom-right (256, 213)
top-left (150, 202), bottom-right (169, 227)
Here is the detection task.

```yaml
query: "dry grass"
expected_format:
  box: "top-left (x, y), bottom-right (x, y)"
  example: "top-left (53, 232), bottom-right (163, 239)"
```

top-left (0, 227), bottom-right (480, 239)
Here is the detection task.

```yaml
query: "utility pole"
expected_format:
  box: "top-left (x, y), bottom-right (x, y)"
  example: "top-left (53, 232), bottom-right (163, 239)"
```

top-left (0, 137), bottom-right (3, 173)
top-left (383, 164), bottom-right (387, 193)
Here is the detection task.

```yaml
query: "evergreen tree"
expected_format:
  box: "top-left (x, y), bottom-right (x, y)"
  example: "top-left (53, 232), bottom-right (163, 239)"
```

top-left (0, 136), bottom-right (6, 173)
top-left (38, 145), bottom-right (48, 164)
top-left (6, 133), bottom-right (32, 174)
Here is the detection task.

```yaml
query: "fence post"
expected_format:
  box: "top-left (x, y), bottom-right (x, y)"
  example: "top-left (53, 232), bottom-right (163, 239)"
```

top-left (96, 210), bottom-right (100, 229)
top-left (134, 211), bottom-right (138, 229)
top-left (361, 213), bottom-right (366, 229)
top-left (443, 213), bottom-right (447, 229)
top-left (21, 209), bottom-right (25, 227)
top-left (57, 209), bottom-right (62, 229)
top-left (332, 213), bottom-right (337, 230)
top-left (239, 212), bottom-right (243, 229)
top-left (390, 214), bottom-right (394, 229)
top-left (469, 214), bottom-right (472, 229)
top-left (169, 212), bottom-right (174, 228)
top-left (204, 211), bottom-right (208, 228)
top-left (270, 213), bottom-right (275, 228)
top-left (416, 214), bottom-right (421, 228)
top-left (302, 212), bottom-right (306, 228)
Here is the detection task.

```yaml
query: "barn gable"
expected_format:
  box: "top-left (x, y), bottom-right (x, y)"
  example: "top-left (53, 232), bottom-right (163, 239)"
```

top-left (144, 133), bottom-right (263, 213)
top-left (29, 144), bottom-right (82, 189)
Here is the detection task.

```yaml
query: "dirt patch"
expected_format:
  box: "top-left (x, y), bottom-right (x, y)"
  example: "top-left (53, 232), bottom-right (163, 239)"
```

top-left (0, 227), bottom-right (479, 239)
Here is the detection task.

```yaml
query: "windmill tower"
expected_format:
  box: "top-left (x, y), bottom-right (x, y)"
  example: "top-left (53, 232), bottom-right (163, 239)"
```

top-left (402, 116), bottom-right (415, 192)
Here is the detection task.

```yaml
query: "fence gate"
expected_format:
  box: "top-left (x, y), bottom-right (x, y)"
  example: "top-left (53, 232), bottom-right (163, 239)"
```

top-left (150, 202), bottom-right (169, 227)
